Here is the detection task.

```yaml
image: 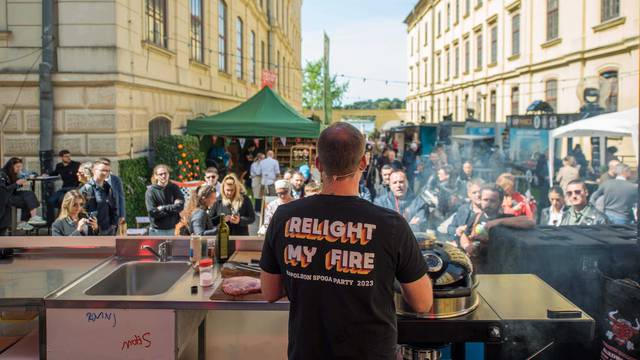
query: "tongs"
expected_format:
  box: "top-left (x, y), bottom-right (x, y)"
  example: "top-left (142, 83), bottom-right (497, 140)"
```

top-left (225, 261), bottom-right (261, 273)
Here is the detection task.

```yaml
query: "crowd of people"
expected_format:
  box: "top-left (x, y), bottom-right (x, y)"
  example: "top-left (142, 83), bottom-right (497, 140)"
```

top-left (0, 133), bottom-right (637, 243)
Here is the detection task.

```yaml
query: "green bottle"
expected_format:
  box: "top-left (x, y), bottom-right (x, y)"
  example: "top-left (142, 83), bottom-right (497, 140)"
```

top-left (217, 213), bottom-right (231, 263)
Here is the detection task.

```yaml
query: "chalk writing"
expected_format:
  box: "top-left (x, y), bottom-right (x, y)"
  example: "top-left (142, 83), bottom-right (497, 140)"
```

top-left (86, 311), bottom-right (117, 328)
top-left (121, 332), bottom-right (152, 351)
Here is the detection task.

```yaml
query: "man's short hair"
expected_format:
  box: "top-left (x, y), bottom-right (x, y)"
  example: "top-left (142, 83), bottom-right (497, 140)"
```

top-left (480, 184), bottom-right (504, 204)
top-left (463, 160), bottom-right (473, 166)
top-left (304, 180), bottom-right (321, 193)
top-left (389, 169), bottom-right (406, 179)
top-left (292, 171), bottom-right (304, 178)
top-left (381, 164), bottom-right (393, 172)
top-left (205, 167), bottom-right (219, 175)
top-left (608, 159), bottom-right (620, 171)
top-left (317, 122), bottom-right (365, 177)
top-left (97, 157), bottom-right (111, 165)
top-left (566, 178), bottom-right (587, 190)
top-left (93, 159), bottom-right (110, 168)
top-left (437, 165), bottom-right (452, 175)
top-left (58, 150), bottom-right (70, 157)
top-left (615, 163), bottom-right (630, 176)
top-left (467, 178), bottom-right (484, 188)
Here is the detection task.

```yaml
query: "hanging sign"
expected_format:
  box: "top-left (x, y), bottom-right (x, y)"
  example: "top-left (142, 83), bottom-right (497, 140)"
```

top-left (280, 137), bottom-right (287, 146)
top-left (261, 70), bottom-right (277, 89)
top-left (239, 138), bottom-right (246, 148)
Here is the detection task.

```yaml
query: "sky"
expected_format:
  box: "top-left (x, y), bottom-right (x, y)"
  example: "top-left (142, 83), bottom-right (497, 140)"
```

top-left (301, 0), bottom-right (416, 104)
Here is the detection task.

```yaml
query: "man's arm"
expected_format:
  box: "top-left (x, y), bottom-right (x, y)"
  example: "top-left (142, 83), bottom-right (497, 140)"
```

top-left (400, 275), bottom-right (433, 313)
top-left (590, 184), bottom-right (605, 204)
top-left (260, 271), bottom-right (284, 302)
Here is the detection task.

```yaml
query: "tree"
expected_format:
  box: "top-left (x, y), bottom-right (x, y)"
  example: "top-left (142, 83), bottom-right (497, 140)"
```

top-left (302, 59), bottom-right (349, 110)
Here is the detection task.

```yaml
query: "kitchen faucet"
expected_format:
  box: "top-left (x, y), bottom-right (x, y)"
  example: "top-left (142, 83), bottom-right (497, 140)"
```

top-left (141, 241), bottom-right (172, 262)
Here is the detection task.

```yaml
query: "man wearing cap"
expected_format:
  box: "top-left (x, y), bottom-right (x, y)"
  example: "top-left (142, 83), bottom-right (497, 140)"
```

top-left (257, 179), bottom-right (294, 235)
top-left (260, 122), bottom-right (432, 360)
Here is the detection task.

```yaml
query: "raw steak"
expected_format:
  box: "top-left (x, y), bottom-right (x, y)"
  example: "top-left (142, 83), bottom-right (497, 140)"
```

top-left (221, 276), bottom-right (262, 296)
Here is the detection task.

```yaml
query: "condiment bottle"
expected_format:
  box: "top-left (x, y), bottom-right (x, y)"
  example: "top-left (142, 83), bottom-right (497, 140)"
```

top-left (199, 258), bottom-right (214, 287)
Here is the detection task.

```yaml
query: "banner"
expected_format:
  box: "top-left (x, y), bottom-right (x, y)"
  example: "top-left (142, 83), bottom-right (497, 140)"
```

top-left (261, 70), bottom-right (277, 89)
top-left (239, 138), bottom-right (246, 148)
top-left (280, 137), bottom-right (287, 146)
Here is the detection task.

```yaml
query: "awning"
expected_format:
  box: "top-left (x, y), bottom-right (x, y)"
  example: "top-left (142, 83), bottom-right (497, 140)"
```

top-left (186, 87), bottom-right (321, 138)
top-left (548, 107), bottom-right (638, 186)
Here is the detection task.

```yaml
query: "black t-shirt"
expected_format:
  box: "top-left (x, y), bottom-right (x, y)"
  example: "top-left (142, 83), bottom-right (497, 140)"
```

top-left (260, 194), bottom-right (428, 360)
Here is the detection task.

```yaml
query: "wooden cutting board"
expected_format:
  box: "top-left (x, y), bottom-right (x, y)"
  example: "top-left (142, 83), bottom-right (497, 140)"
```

top-left (228, 250), bottom-right (261, 265)
top-left (209, 284), bottom-right (265, 301)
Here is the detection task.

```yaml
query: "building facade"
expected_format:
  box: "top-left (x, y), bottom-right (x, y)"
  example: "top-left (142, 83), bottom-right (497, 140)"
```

top-left (0, 0), bottom-right (302, 172)
top-left (405, 0), bottom-right (639, 126)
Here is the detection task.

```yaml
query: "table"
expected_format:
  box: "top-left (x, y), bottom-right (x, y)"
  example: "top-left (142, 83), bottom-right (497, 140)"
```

top-left (24, 175), bottom-right (60, 226)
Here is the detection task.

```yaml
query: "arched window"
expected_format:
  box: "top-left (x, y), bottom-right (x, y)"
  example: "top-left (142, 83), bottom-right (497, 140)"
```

top-left (148, 117), bottom-right (171, 161)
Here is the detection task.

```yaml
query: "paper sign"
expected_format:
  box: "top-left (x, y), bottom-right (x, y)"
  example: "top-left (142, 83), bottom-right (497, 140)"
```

top-left (280, 137), bottom-right (287, 146)
top-left (46, 308), bottom-right (175, 360)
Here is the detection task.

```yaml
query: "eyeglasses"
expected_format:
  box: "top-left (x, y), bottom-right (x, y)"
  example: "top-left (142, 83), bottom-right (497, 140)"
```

top-left (205, 175), bottom-right (217, 179)
top-left (276, 191), bottom-right (289, 197)
top-left (566, 190), bottom-right (583, 196)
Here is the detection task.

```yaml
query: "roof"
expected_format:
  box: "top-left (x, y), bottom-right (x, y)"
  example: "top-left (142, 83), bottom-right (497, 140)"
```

top-left (185, 86), bottom-right (321, 138)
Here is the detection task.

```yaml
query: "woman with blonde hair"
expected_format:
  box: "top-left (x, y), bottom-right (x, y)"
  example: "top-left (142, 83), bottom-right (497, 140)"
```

top-left (210, 173), bottom-right (255, 235)
top-left (51, 190), bottom-right (98, 236)
top-left (177, 184), bottom-right (217, 236)
top-left (495, 173), bottom-right (536, 220)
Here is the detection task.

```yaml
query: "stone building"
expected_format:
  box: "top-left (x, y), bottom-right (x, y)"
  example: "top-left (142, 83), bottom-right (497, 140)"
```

top-left (0, 0), bottom-right (302, 173)
top-left (404, 0), bottom-right (638, 161)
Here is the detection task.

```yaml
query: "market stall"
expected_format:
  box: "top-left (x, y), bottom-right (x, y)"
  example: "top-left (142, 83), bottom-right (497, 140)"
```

top-left (186, 86), bottom-right (321, 168)
top-left (547, 108), bottom-right (639, 186)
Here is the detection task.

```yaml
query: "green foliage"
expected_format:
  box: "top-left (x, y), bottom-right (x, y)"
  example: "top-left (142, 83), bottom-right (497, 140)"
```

top-left (155, 135), bottom-right (206, 182)
top-left (302, 59), bottom-right (349, 110)
top-left (119, 157), bottom-right (150, 228)
top-left (342, 98), bottom-right (406, 110)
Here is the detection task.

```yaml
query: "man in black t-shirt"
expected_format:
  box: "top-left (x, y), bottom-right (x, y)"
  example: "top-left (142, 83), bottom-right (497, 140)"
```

top-left (260, 123), bottom-right (432, 360)
top-left (47, 150), bottom-right (81, 208)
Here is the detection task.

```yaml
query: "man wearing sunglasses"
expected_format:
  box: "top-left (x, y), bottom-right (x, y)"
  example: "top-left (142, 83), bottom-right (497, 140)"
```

top-left (560, 179), bottom-right (609, 225)
top-left (257, 180), bottom-right (293, 235)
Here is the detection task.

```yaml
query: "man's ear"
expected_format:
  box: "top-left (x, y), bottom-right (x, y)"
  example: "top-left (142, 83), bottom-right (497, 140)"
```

top-left (358, 154), bottom-right (367, 171)
top-left (315, 156), bottom-right (323, 172)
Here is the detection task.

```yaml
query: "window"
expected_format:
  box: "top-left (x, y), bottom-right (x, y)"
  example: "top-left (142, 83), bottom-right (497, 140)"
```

top-left (545, 79), bottom-right (558, 112)
top-left (410, 36), bottom-right (414, 55)
top-left (276, 50), bottom-right (280, 91)
top-left (146, 0), bottom-right (167, 48)
top-left (410, 67), bottom-right (414, 90)
top-left (547, 0), bottom-right (559, 41)
top-left (218, 0), bottom-right (228, 71)
top-left (454, 95), bottom-right (458, 120)
top-left (437, 12), bottom-right (442, 36)
top-left (601, 70), bottom-right (618, 112)
top-left (476, 33), bottom-right (483, 69)
top-left (512, 14), bottom-right (520, 56)
top-left (249, 31), bottom-right (256, 83)
top-left (455, 0), bottom-right (460, 23)
top-left (476, 92), bottom-right (483, 121)
top-left (511, 87), bottom-right (519, 115)
top-left (190, 0), bottom-right (204, 62)
top-left (465, 0), bottom-right (470, 15)
top-left (464, 40), bottom-right (470, 73)
top-left (437, 55), bottom-right (441, 83)
top-left (424, 59), bottom-right (428, 85)
top-left (436, 98), bottom-right (440, 121)
top-left (464, 94), bottom-right (470, 118)
top-left (601, 0), bottom-right (620, 22)
top-left (424, 22), bottom-right (428, 45)
top-left (447, 3), bottom-right (451, 30)
top-left (446, 49), bottom-right (450, 80)
top-left (490, 90), bottom-right (496, 122)
top-left (416, 62), bottom-right (421, 88)
top-left (236, 17), bottom-right (243, 79)
top-left (454, 45), bottom-right (460, 77)
top-left (261, 41), bottom-right (265, 70)
top-left (490, 26), bottom-right (497, 64)
top-left (446, 97), bottom-right (450, 115)
top-left (477, 0), bottom-right (483, 8)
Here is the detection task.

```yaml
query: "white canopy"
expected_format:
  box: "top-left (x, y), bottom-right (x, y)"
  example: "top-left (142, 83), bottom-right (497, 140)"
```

top-left (548, 107), bottom-right (639, 186)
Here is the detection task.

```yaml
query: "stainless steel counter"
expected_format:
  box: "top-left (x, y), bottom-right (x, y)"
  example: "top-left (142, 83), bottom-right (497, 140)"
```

top-left (45, 256), bottom-right (288, 310)
top-left (0, 254), bottom-right (110, 308)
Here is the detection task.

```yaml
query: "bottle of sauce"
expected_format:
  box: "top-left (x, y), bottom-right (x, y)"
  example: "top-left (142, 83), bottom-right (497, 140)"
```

top-left (217, 213), bottom-right (231, 263)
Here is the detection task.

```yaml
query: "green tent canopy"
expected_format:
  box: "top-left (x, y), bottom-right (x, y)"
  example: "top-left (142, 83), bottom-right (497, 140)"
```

top-left (186, 86), bottom-right (320, 138)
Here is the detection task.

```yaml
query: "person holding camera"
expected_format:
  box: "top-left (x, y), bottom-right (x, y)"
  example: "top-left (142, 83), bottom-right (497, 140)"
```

top-left (79, 159), bottom-right (118, 235)
top-left (52, 190), bottom-right (98, 236)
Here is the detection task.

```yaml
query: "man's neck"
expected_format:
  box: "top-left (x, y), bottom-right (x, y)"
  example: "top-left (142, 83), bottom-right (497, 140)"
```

top-left (572, 203), bottom-right (587, 212)
top-left (320, 178), bottom-right (359, 196)
top-left (94, 178), bottom-right (104, 186)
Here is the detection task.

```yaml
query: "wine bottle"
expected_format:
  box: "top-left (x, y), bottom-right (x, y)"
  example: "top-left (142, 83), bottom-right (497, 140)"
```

top-left (217, 213), bottom-right (231, 263)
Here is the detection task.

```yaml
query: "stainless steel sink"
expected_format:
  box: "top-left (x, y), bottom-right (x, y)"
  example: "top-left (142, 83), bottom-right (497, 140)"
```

top-left (85, 261), bottom-right (191, 296)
